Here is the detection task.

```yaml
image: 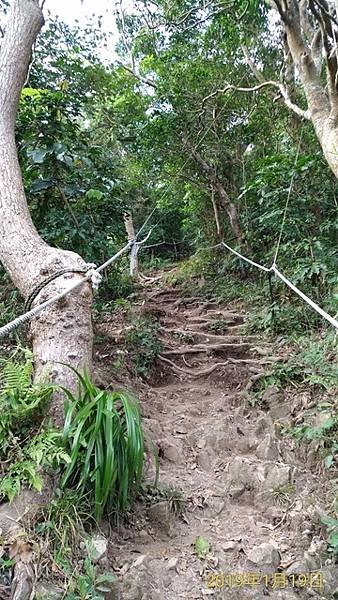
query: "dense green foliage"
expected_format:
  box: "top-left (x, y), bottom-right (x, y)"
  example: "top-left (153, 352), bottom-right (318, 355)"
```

top-left (1, 1), bottom-right (333, 318)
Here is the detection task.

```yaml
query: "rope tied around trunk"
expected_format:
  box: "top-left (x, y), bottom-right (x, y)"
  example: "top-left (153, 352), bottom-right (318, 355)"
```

top-left (0, 230), bottom-right (152, 340)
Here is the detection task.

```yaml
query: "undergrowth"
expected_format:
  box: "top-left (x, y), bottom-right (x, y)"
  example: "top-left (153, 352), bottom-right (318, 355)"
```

top-left (61, 367), bottom-right (144, 521)
top-left (0, 348), bottom-right (64, 501)
top-left (0, 350), bottom-right (147, 597)
top-left (124, 314), bottom-right (163, 378)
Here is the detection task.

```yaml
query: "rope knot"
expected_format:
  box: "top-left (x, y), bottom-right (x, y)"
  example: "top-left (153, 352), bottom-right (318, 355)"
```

top-left (86, 264), bottom-right (102, 290)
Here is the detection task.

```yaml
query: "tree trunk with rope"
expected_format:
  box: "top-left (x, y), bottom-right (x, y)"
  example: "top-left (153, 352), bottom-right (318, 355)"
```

top-left (0, 0), bottom-right (93, 423)
top-left (0, 2), bottom-right (93, 593)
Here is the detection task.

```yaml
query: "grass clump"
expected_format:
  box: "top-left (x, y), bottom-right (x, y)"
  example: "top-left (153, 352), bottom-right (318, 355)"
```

top-left (61, 368), bottom-right (144, 521)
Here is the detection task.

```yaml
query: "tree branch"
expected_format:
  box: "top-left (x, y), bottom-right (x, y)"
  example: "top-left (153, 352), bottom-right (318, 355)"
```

top-left (201, 80), bottom-right (310, 120)
top-left (117, 62), bottom-right (157, 89)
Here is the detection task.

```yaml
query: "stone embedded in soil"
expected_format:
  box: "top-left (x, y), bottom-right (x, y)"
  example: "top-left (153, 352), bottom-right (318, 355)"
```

top-left (254, 414), bottom-right (275, 436)
top-left (167, 557), bottom-right (179, 571)
top-left (321, 565), bottom-right (338, 596)
top-left (285, 551), bottom-right (321, 575)
top-left (35, 582), bottom-right (64, 600)
top-left (246, 542), bottom-right (281, 568)
top-left (147, 501), bottom-right (173, 536)
top-left (197, 449), bottom-right (212, 470)
top-left (143, 417), bottom-right (163, 440)
top-left (90, 533), bottom-right (108, 563)
top-left (263, 463), bottom-right (291, 491)
top-left (255, 434), bottom-right (279, 460)
top-left (161, 439), bottom-right (184, 463)
top-left (227, 455), bottom-right (291, 497)
top-left (222, 540), bottom-right (238, 551)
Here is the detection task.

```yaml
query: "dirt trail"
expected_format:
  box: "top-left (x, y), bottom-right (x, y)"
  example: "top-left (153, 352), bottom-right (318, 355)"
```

top-left (103, 280), bottom-right (337, 600)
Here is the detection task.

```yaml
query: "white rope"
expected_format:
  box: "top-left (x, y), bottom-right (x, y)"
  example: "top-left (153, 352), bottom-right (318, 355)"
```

top-left (221, 242), bottom-right (272, 273)
top-left (272, 266), bottom-right (338, 330)
top-left (0, 230), bottom-right (153, 340)
top-left (220, 242), bottom-right (338, 331)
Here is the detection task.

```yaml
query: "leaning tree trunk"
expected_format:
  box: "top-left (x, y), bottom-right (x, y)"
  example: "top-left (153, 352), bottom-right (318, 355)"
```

top-left (184, 138), bottom-right (246, 246)
top-left (0, 0), bottom-right (93, 428)
top-left (0, 3), bottom-right (94, 595)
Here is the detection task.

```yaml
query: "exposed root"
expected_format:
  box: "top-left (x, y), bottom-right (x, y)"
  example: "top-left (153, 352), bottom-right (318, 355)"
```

top-left (161, 327), bottom-right (258, 343)
top-left (158, 355), bottom-right (264, 377)
top-left (161, 342), bottom-right (250, 356)
top-left (149, 288), bottom-right (181, 300)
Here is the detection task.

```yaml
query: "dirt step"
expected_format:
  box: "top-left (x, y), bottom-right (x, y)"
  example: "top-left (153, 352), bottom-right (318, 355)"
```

top-left (161, 328), bottom-right (259, 344)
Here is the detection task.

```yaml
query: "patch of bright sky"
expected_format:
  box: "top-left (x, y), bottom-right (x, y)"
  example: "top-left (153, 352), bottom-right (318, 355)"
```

top-left (44, 0), bottom-right (121, 59)
top-left (45, 0), bottom-right (115, 29)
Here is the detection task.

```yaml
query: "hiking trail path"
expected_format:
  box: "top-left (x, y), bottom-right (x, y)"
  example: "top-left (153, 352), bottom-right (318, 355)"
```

top-left (95, 276), bottom-right (336, 600)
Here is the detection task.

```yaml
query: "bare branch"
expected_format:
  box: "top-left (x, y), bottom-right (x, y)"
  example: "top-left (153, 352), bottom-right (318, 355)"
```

top-left (117, 62), bottom-right (157, 89)
top-left (241, 45), bottom-right (265, 83)
top-left (201, 81), bottom-right (310, 120)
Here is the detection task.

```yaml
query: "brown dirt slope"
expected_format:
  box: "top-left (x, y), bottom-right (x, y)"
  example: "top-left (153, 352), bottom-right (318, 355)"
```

top-left (96, 278), bottom-right (337, 600)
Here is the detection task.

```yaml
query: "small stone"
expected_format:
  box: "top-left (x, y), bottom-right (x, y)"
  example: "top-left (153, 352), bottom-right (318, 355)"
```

top-left (254, 415), bottom-right (274, 436)
top-left (222, 540), bottom-right (237, 551)
top-left (90, 534), bottom-right (108, 563)
top-left (35, 582), bottom-right (63, 600)
top-left (198, 450), bottom-right (212, 470)
top-left (285, 559), bottom-right (308, 575)
top-left (256, 434), bottom-right (279, 460)
top-left (247, 542), bottom-right (280, 568)
top-left (263, 463), bottom-right (291, 490)
top-left (321, 565), bottom-right (338, 596)
top-left (147, 501), bottom-right (173, 535)
top-left (144, 418), bottom-right (163, 440)
top-left (131, 554), bottom-right (147, 569)
top-left (162, 441), bottom-right (183, 463)
top-left (167, 557), bottom-right (178, 571)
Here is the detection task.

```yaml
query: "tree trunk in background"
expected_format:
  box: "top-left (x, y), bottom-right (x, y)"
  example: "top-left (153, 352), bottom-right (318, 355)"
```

top-left (0, 0), bottom-right (93, 427)
top-left (272, 0), bottom-right (338, 181)
top-left (124, 211), bottom-right (139, 278)
top-left (185, 139), bottom-right (246, 246)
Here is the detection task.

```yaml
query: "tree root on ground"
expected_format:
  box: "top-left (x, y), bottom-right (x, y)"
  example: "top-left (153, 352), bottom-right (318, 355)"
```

top-left (161, 342), bottom-right (251, 356)
top-left (160, 327), bottom-right (258, 343)
top-left (158, 355), bottom-right (264, 377)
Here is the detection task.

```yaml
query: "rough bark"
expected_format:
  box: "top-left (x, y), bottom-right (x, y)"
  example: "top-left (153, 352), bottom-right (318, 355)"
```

top-left (0, 3), bottom-right (94, 596)
top-left (272, 0), bottom-right (338, 180)
top-left (0, 0), bottom-right (93, 426)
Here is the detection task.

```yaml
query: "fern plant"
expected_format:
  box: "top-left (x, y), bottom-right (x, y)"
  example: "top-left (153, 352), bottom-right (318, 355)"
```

top-left (61, 368), bottom-right (144, 520)
top-left (0, 348), bottom-right (64, 502)
top-left (0, 347), bottom-right (54, 453)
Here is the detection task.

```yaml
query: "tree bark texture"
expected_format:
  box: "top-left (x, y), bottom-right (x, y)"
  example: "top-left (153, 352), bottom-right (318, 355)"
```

top-left (273, 0), bottom-right (338, 180)
top-left (0, 0), bottom-right (93, 426)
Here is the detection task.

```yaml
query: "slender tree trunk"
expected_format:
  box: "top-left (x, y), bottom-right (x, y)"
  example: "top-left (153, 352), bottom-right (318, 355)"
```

top-left (0, 0), bottom-right (93, 427)
top-left (210, 186), bottom-right (221, 238)
top-left (124, 211), bottom-right (139, 278)
top-left (184, 139), bottom-right (246, 246)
